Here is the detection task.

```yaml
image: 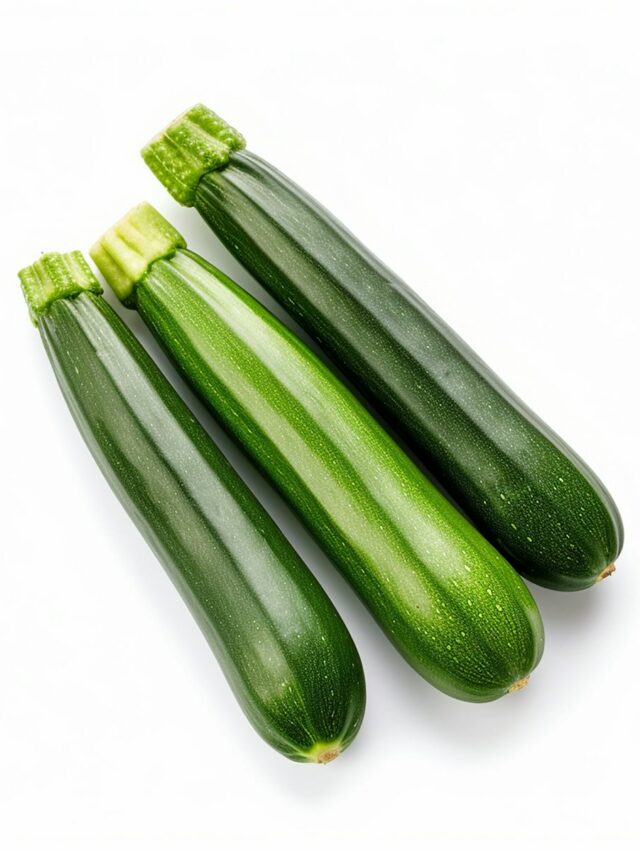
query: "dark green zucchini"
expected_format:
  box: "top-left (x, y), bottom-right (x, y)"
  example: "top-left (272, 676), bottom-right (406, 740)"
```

top-left (92, 204), bottom-right (544, 703)
top-left (141, 104), bottom-right (622, 591)
top-left (18, 250), bottom-right (365, 763)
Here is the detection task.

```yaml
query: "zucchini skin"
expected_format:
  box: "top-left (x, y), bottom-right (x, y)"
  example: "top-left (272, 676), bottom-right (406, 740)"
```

top-left (194, 150), bottom-right (623, 591)
top-left (37, 291), bottom-right (365, 761)
top-left (132, 250), bottom-right (544, 702)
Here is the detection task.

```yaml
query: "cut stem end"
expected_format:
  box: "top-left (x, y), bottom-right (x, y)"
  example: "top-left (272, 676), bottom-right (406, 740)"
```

top-left (91, 202), bottom-right (185, 304)
top-left (18, 251), bottom-right (101, 324)
top-left (141, 103), bottom-right (245, 206)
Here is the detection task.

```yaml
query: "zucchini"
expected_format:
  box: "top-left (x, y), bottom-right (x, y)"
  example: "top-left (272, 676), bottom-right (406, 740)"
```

top-left (18, 250), bottom-right (365, 763)
top-left (141, 104), bottom-right (622, 591)
top-left (91, 204), bottom-right (544, 703)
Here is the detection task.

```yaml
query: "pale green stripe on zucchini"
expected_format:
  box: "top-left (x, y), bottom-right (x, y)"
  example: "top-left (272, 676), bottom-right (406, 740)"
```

top-left (92, 206), bottom-right (545, 703)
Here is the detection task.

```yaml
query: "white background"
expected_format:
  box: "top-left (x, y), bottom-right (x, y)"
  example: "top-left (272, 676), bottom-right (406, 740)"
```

top-left (2, 1), bottom-right (638, 850)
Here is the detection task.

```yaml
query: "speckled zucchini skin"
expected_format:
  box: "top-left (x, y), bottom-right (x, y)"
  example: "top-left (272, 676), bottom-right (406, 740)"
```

top-left (36, 291), bottom-right (365, 761)
top-left (131, 250), bottom-right (544, 701)
top-left (191, 150), bottom-right (623, 591)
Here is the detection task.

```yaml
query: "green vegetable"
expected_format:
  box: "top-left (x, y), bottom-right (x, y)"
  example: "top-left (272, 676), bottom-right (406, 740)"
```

top-left (18, 250), bottom-right (365, 763)
top-left (92, 204), bottom-right (544, 703)
top-left (141, 104), bottom-right (622, 591)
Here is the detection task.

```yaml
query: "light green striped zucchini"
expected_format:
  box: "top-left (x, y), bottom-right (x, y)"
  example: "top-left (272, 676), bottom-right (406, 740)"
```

top-left (92, 204), bottom-right (544, 702)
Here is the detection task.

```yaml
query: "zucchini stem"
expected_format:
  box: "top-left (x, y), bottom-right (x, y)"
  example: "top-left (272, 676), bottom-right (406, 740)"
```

top-left (18, 251), bottom-right (101, 324)
top-left (141, 104), bottom-right (245, 206)
top-left (90, 202), bottom-right (185, 304)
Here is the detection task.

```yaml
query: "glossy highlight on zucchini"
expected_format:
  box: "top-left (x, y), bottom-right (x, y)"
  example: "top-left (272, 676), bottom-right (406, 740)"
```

top-left (18, 251), bottom-right (365, 763)
top-left (141, 104), bottom-right (622, 591)
top-left (92, 204), bottom-right (545, 703)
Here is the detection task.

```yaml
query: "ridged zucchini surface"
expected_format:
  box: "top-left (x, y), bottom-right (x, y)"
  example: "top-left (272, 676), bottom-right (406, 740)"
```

top-left (92, 206), bottom-right (545, 703)
top-left (141, 104), bottom-right (622, 591)
top-left (19, 251), bottom-right (365, 762)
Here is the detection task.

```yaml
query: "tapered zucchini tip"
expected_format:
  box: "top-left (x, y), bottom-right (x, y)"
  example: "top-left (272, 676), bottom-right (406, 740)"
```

top-left (302, 741), bottom-right (343, 764)
top-left (596, 563), bottom-right (616, 582)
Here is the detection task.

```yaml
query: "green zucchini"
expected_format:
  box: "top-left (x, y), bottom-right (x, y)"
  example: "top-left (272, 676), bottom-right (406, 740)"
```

top-left (141, 104), bottom-right (622, 591)
top-left (91, 204), bottom-right (544, 703)
top-left (18, 250), bottom-right (365, 763)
